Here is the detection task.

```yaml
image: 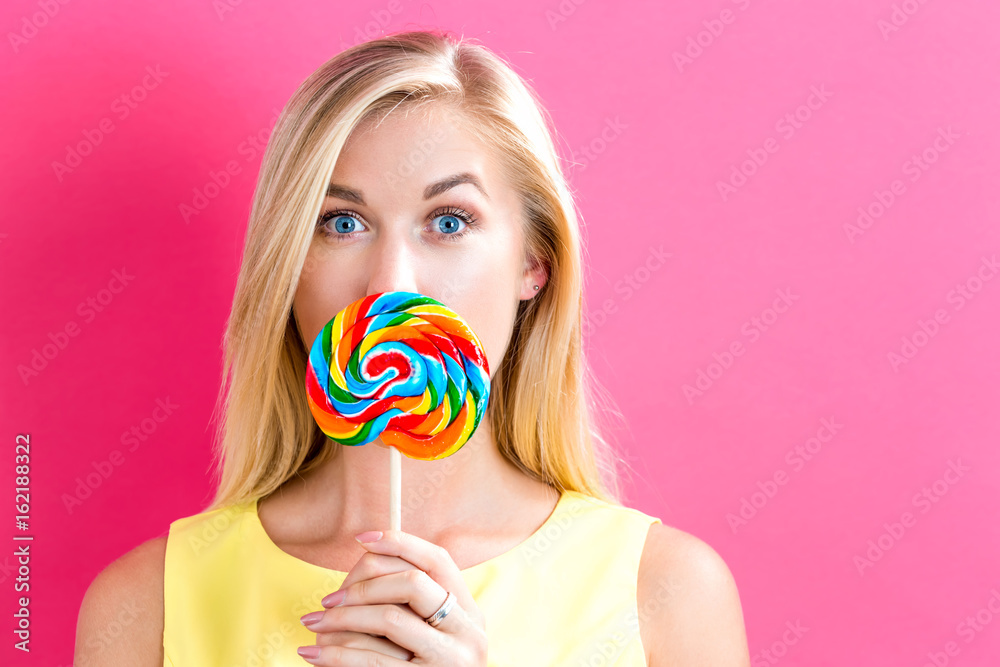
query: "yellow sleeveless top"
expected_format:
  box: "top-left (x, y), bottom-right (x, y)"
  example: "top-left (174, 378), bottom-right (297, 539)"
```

top-left (162, 490), bottom-right (662, 666)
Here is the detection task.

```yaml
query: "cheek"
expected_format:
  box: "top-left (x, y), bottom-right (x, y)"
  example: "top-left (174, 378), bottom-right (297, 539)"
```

top-left (439, 251), bottom-right (521, 379)
top-left (470, 299), bottom-right (520, 379)
top-left (292, 289), bottom-right (320, 352)
top-left (294, 253), bottom-right (349, 350)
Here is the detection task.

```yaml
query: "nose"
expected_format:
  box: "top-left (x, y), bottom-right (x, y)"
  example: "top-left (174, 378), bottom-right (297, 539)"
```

top-left (366, 227), bottom-right (421, 297)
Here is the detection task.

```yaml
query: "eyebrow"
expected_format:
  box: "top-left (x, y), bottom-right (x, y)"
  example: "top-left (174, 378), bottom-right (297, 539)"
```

top-left (325, 172), bottom-right (490, 204)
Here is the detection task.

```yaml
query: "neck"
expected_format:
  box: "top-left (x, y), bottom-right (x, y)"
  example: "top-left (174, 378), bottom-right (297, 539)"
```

top-left (285, 418), bottom-right (551, 539)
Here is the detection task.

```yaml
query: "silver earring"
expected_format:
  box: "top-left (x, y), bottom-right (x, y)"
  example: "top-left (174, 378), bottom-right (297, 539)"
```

top-left (533, 285), bottom-right (539, 290)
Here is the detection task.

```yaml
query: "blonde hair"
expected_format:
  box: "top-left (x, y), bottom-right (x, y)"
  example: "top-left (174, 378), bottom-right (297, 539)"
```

top-left (204, 29), bottom-right (631, 512)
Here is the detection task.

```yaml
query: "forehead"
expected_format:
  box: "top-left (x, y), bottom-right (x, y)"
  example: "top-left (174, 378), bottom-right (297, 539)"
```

top-left (331, 103), bottom-right (506, 193)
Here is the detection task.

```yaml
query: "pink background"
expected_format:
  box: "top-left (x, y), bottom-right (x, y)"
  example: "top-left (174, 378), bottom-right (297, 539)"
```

top-left (2, 0), bottom-right (999, 664)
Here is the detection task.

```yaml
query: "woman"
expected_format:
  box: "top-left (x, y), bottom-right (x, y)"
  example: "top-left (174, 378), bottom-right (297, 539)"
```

top-left (76, 29), bottom-right (750, 666)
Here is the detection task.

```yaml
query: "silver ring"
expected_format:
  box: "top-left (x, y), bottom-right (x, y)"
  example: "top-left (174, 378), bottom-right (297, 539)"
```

top-left (424, 591), bottom-right (457, 627)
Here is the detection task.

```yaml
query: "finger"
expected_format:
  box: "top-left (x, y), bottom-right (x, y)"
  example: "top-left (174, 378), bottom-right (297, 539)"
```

top-left (324, 569), bottom-right (468, 630)
top-left (303, 603), bottom-right (440, 657)
top-left (335, 551), bottom-right (418, 594)
top-left (316, 631), bottom-right (413, 660)
top-left (354, 530), bottom-right (481, 624)
top-left (298, 642), bottom-right (412, 666)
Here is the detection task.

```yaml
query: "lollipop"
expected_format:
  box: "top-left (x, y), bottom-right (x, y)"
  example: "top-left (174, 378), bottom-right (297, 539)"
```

top-left (305, 291), bottom-right (491, 528)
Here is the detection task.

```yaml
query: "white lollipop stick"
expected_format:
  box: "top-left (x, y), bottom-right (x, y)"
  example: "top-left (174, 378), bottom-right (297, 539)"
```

top-left (389, 445), bottom-right (401, 531)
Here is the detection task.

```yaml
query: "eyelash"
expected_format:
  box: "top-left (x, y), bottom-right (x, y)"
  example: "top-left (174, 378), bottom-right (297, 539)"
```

top-left (316, 206), bottom-right (479, 243)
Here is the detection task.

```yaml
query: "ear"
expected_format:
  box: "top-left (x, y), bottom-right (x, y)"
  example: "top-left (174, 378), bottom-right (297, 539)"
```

top-left (519, 255), bottom-right (549, 300)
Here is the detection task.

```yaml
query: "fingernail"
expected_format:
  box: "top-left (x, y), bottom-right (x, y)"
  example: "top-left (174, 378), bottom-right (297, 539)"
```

top-left (355, 530), bottom-right (383, 543)
top-left (299, 611), bottom-right (324, 626)
top-left (297, 645), bottom-right (321, 659)
top-left (322, 589), bottom-right (346, 607)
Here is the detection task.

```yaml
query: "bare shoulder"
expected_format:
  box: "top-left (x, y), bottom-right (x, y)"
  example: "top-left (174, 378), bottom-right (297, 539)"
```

top-left (75, 534), bottom-right (167, 666)
top-left (637, 522), bottom-right (751, 667)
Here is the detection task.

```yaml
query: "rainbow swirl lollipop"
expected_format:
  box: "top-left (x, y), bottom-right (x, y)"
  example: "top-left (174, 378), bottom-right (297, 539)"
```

top-left (305, 291), bottom-right (491, 460)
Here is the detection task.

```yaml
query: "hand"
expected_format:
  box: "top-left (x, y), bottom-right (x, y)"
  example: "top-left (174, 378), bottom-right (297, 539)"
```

top-left (297, 529), bottom-right (488, 665)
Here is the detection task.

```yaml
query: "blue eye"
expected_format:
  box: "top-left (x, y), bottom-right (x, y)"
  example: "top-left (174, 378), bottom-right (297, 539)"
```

top-left (316, 206), bottom-right (478, 242)
top-left (332, 214), bottom-right (359, 234)
top-left (435, 214), bottom-right (466, 235)
top-left (430, 206), bottom-right (478, 242)
top-left (316, 210), bottom-right (366, 239)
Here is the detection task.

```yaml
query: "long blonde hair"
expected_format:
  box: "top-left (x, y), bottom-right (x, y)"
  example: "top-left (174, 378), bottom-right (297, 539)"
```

top-left (204, 29), bottom-right (631, 512)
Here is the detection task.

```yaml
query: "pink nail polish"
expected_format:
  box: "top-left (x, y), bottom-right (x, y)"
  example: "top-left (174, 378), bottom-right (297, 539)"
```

top-left (355, 530), bottom-right (383, 543)
top-left (300, 611), bottom-right (324, 625)
top-left (322, 589), bottom-right (346, 607)
top-left (297, 645), bottom-right (321, 659)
